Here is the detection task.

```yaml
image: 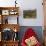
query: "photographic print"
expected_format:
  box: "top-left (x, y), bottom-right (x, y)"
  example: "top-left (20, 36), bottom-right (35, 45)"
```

top-left (2, 10), bottom-right (9, 15)
top-left (23, 9), bottom-right (37, 18)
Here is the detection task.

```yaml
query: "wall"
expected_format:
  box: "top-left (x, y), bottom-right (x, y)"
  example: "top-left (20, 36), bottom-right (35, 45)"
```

top-left (0, 0), bottom-right (15, 7)
top-left (0, 0), bottom-right (44, 26)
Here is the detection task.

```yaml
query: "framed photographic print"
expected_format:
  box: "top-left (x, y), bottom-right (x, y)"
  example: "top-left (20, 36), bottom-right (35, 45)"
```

top-left (2, 10), bottom-right (9, 15)
top-left (10, 11), bottom-right (15, 15)
top-left (23, 9), bottom-right (37, 18)
top-left (9, 9), bottom-right (18, 15)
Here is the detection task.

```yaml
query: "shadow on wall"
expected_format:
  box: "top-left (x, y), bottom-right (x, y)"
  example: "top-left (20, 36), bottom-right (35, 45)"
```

top-left (18, 26), bottom-right (44, 44)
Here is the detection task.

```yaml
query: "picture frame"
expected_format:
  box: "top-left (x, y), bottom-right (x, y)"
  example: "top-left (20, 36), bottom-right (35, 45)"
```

top-left (9, 12), bottom-right (18, 15)
top-left (9, 10), bottom-right (18, 15)
top-left (2, 10), bottom-right (9, 15)
top-left (23, 9), bottom-right (37, 18)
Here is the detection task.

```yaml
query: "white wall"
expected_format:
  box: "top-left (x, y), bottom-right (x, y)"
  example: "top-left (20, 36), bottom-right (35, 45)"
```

top-left (18, 0), bottom-right (44, 26)
top-left (0, 0), bottom-right (44, 26)
top-left (0, 0), bottom-right (15, 7)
